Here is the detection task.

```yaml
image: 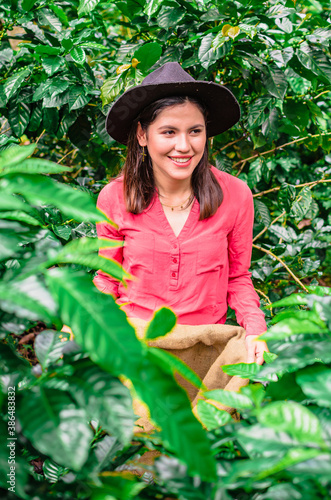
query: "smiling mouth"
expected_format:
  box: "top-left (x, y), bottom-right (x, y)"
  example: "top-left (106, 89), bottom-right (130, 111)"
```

top-left (168, 156), bottom-right (192, 164)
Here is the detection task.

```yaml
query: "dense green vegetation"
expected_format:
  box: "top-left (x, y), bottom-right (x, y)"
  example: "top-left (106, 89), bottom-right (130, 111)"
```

top-left (0, 0), bottom-right (330, 498)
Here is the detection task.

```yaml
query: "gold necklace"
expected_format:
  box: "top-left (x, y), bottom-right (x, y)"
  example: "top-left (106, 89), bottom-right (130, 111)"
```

top-left (158, 192), bottom-right (194, 211)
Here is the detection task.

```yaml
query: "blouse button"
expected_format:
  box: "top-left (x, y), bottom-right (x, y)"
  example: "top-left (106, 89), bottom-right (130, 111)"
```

top-left (173, 244), bottom-right (177, 249)
top-left (171, 272), bottom-right (176, 277)
top-left (173, 258), bottom-right (177, 263)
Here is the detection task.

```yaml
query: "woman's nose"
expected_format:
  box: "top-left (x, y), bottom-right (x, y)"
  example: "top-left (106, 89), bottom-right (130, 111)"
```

top-left (175, 134), bottom-right (190, 152)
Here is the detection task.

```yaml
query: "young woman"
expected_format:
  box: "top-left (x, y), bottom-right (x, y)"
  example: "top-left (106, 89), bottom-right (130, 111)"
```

top-left (94, 62), bottom-right (268, 366)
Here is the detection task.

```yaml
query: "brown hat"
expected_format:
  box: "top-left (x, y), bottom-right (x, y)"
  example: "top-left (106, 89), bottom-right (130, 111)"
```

top-left (105, 62), bottom-right (240, 145)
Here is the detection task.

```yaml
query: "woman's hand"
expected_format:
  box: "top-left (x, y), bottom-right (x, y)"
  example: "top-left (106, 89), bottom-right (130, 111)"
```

top-left (245, 334), bottom-right (269, 365)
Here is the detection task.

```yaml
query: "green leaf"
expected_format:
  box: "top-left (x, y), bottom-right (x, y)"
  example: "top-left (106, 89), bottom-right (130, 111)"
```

top-left (296, 365), bottom-right (331, 407)
top-left (52, 253), bottom-right (130, 282)
top-left (297, 44), bottom-right (331, 84)
top-left (275, 17), bottom-right (293, 33)
top-left (43, 107), bottom-right (59, 134)
top-left (258, 401), bottom-right (324, 445)
top-left (0, 276), bottom-right (58, 324)
top-left (42, 56), bottom-right (63, 76)
top-left (29, 103), bottom-right (43, 131)
top-left (272, 294), bottom-right (308, 307)
top-left (53, 224), bottom-right (72, 240)
top-left (43, 459), bottom-right (68, 484)
top-left (145, 307), bottom-right (176, 339)
top-left (199, 33), bottom-right (228, 70)
top-left (261, 318), bottom-right (327, 340)
top-left (17, 388), bottom-right (93, 471)
top-left (46, 269), bottom-right (216, 480)
top-left (34, 330), bottom-right (70, 369)
top-left (236, 423), bottom-right (301, 459)
top-left (284, 101), bottom-right (310, 129)
top-left (0, 210), bottom-right (42, 226)
top-left (133, 350), bottom-right (217, 480)
top-left (37, 8), bottom-right (63, 32)
top-left (46, 268), bottom-right (143, 376)
top-left (35, 45), bottom-right (62, 56)
top-left (258, 340), bottom-right (331, 379)
top-left (0, 193), bottom-right (31, 212)
top-left (133, 42), bottom-right (162, 73)
top-left (0, 232), bottom-right (23, 261)
top-left (56, 237), bottom-right (121, 257)
top-left (222, 362), bottom-right (262, 379)
top-left (49, 4), bottom-right (69, 26)
top-left (157, 5), bottom-right (185, 29)
top-left (0, 341), bottom-right (30, 375)
top-left (144, 0), bottom-right (163, 16)
top-left (247, 96), bottom-right (272, 129)
top-left (33, 81), bottom-right (53, 102)
top-left (264, 351), bottom-right (278, 363)
top-left (78, 0), bottom-right (102, 16)
top-left (70, 47), bottom-right (86, 65)
top-left (89, 475), bottom-right (146, 498)
top-left (278, 182), bottom-right (296, 212)
top-left (66, 361), bottom-right (135, 444)
top-left (0, 158), bottom-right (69, 177)
top-left (205, 388), bottom-right (254, 410)
top-left (78, 41), bottom-right (108, 51)
top-left (1, 173), bottom-right (105, 224)
top-left (266, 5), bottom-right (296, 17)
top-left (0, 145), bottom-right (36, 169)
top-left (262, 66), bottom-right (288, 100)
top-left (147, 347), bottom-right (204, 391)
top-left (254, 199), bottom-right (271, 227)
top-left (306, 285), bottom-right (331, 297)
top-left (290, 186), bottom-right (312, 220)
top-left (196, 400), bottom-right (232, 430)
top-left (8, 101), bottom-right (30, 137)
top-left (270, 47), bottom-right (294, 67)
top-left (22, 0), bottom-right (38, 11)
top-left (68, 87), bottom-right (90, 111)
top-left (3, 69), bottom-right (31, 103)
top-left (247, 157), bottom-right (264, 188)
top-left (100, 75), bottom-right (123, 107)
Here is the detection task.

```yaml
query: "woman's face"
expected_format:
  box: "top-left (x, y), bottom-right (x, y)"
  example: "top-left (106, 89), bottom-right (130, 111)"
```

top-left (137, 101), bottom-right (207, 185)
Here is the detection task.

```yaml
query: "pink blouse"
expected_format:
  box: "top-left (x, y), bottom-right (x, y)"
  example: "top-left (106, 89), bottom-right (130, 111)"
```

top-left (94, 166), bottom-right (267, 337)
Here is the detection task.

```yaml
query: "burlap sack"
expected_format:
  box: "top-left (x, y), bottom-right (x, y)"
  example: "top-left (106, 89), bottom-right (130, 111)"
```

top-left (128, 318), bottom-right (249, 433)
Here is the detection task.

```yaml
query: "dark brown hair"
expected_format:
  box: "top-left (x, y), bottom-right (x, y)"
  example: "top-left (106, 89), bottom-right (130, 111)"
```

top-left (123, 95), bottom-right (223, 220)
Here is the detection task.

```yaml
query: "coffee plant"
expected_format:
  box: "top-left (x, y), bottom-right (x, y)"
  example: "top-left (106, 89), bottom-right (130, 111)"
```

top-left (0, 0), bottom-right (330, 498)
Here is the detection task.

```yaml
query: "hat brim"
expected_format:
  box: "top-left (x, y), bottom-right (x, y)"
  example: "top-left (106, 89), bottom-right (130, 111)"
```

top-left (105, 81), bottom-right (240, 145)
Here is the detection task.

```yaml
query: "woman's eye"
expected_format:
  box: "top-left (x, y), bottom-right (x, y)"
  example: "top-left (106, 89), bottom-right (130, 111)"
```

top-left (191, 129), bottom-right (202, 134)
top-left (164, 130), bottom-right (174, 135)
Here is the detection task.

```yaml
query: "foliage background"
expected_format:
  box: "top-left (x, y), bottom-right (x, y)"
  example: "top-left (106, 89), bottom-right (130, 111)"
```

top-left (0, 0), bottom-right (331, 498)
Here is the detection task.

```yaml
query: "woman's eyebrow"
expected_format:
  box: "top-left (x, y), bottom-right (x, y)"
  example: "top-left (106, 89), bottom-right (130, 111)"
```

top-left (157, 124), bottom-right (205, 130)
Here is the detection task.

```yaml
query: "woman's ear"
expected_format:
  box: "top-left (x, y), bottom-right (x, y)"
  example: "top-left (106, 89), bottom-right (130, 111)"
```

top-left (136, 122), bottom-right (147, 146)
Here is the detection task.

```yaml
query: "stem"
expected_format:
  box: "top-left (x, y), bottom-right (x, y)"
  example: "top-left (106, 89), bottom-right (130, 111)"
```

top-left (35, 129), bottom-right (46, 145)
top-left (233, 132), bottom-right (331, 169)
top-left (253, 244), bottom-right (309, 293)
top-left (253, 210), bottom-right (286, 242)
top-left (57, 148), bottom-right (78, 164)
top-left (313, 89), bottom-right (331, 100)
top-left (253, 177), bottom-right (331, 198)
top-left (235, 160), bottom-right (247, 177)
top-left (0, 119), bottom-right (8, 133)
top-left (0, 127), bottom-right (11, 135)
top-left (254, 288), bottom-right (273, 311)
top-left (211, 135), bottom-right (246, 156)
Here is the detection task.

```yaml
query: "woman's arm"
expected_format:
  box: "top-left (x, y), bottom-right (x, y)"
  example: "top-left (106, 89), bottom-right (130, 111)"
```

top-left (93, 183), bottom-right (124, 298)
top-left (227, 183), bottom-right (268, 363)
